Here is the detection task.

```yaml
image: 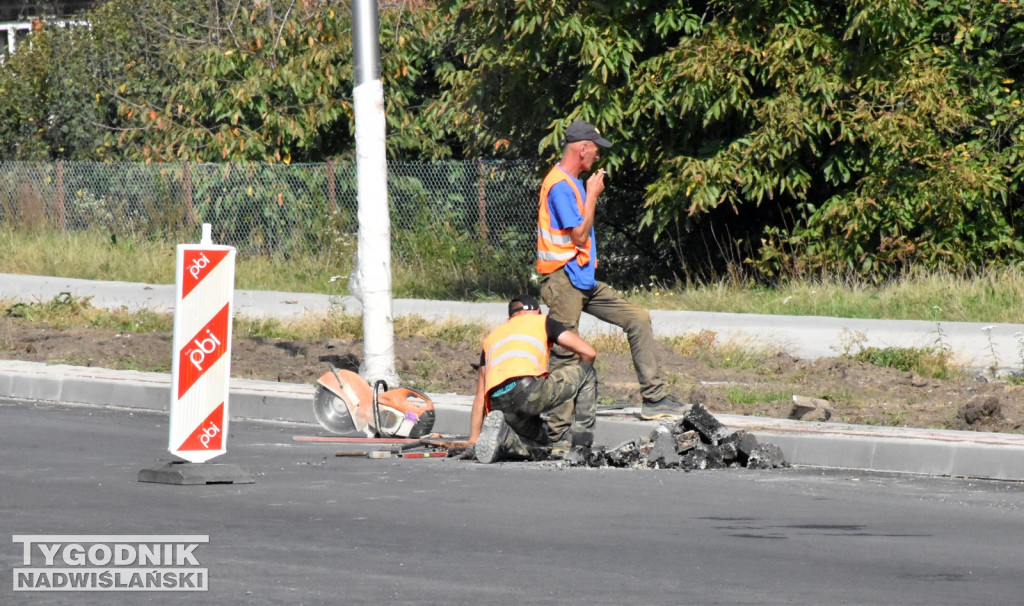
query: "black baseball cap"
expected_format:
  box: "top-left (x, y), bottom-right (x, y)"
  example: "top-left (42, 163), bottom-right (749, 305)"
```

top-left (508, 294), bottom-right (541, 316)
top-left (563, 119), bottom-right (612, 148)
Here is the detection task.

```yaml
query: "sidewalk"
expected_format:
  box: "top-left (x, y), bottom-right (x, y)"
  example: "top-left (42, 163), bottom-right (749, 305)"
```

top-left (2, 273), bottom-right (1024, 481)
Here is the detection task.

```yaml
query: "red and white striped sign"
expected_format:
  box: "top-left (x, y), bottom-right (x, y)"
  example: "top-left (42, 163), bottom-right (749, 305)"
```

top-left (169, 228), bottom-right (236, 463)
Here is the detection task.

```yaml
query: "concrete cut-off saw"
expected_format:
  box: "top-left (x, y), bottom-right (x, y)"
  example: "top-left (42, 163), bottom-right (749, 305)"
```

top-left (313, 367), bottom-right (434, 438)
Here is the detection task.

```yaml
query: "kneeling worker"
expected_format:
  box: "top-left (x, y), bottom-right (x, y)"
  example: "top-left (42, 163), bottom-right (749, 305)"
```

top-left (469, 294), bottom-right (598, 464)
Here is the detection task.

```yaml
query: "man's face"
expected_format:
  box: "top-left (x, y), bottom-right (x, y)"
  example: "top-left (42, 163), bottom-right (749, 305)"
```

top-left (580, 141), bottom-right (601, 171)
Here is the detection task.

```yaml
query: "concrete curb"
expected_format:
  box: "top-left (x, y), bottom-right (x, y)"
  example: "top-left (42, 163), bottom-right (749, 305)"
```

top-left (5, 360), bottom-right (1024, 481)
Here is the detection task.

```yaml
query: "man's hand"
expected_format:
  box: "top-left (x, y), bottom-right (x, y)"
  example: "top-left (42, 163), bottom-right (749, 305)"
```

top-left (586, 168), bottom-right (606, 199)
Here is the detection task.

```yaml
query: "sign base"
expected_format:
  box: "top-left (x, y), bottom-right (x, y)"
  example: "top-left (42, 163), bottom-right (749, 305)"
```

top-left (138, 461), bottom-right (254, 485)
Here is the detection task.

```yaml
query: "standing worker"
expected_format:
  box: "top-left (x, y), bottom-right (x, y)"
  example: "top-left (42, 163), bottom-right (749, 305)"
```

top-left (469, 294), bottom-right (598, 464)
top-left (536, 118), bottom-right (687, 423)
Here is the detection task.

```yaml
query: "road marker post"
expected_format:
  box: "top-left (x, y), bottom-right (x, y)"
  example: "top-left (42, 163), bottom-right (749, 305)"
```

top-left (139, 224), bottom-right (252, 485)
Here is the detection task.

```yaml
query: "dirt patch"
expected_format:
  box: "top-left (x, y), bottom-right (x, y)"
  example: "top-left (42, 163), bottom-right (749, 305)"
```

top-left (2, 317), bottom-right (1022, 434)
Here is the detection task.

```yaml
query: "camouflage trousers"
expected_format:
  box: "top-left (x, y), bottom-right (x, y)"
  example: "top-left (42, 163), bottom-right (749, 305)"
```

top-left (488, 362), bottom-right (597, 459)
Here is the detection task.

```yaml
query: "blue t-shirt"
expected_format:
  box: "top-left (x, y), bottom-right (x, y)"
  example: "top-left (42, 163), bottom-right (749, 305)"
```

top-left (547, 172), bottom-right (597, 290)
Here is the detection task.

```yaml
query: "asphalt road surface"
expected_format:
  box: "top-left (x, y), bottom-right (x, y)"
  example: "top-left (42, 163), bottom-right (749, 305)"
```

top-left (3, 400), bottom-right (1023, 605)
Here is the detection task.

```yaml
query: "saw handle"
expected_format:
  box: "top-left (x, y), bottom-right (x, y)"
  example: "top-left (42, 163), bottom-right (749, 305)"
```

top-left (378, 386), bottom-right (432, 410)
top-left (372, 380), bottom-right (389, 438)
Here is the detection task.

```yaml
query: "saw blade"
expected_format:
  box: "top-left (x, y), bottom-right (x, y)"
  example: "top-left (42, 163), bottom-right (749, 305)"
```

top-left (312, 383), bottom-right (362, 436)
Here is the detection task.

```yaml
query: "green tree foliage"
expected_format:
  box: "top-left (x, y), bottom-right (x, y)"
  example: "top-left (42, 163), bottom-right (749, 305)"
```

top-left (743, 0), bottom-right (1024, 277)
top-left (0, 23), bottom-right (110, 160)
top-left (0, 2), bottom-right (191, 161)
top-left (426, 0), bottom-right (1024, 280)
top-left (0, 0), bottom-right (446, 163)
top-left (2, 0), bottom-right (1021, 283)
top-left (101, 0), bottom-right (352, 162)
top-left (107, 0), bottom-right (446, 163)
top-left (0, 26), bottom-right (58, 160)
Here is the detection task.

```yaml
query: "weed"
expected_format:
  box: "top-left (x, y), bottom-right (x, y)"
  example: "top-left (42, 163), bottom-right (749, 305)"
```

top-left (941, 409), bottom-right (965, 430)
top-left (91, 308), bottom-right (172, 333)
top-left (849, 345), bottom-right (959, 380)
top-left (711, 341), bottom-right (778, 371)
top-left (833, 316), bottom-right (961, 380)
top-left (667, 329), bottom-right (770, 366)
top-left (982, 325), bottom-right (1000, 378)
top-left (929, 306), bottom-right (951, 353)
top-left (883, 410), bottom-right (908, 426)
top-left (1009, 332), bottom-right (1024, 386)
top-left (322, 313), bottom-right (365, 340)
top-left (818, 385), bottom-right (855, 403)
top-left (410, 358), bottom-right (439, 381)
top-left (110, 356), bottom-right (170, 373)
top-left (394, 316), bottom-right (486, 345)
top-left (236, 317), bottom-right (290, 339)
top-left (588, 333), bottom-right (631, 355)
top-left (832, 328), bottom-right (868, 358)
top-left (726, 387), bottom-right (792, 407)
top-left (668, 330), bottom-right (778, 371)
top-left (669, 330), bottom-right (718, 355)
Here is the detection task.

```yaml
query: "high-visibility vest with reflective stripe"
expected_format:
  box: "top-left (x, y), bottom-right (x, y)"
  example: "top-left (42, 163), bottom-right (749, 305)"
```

top-left (536, 165), bottom-right (594, 274)
top-left (483, 314), bottom-right (549, 394)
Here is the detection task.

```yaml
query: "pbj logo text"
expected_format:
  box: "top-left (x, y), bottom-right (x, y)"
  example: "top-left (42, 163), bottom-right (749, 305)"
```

top-left (177, 304), bottom-right (230, 398)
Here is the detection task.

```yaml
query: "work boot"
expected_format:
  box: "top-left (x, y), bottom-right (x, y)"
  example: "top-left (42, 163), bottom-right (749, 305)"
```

top-left (640, 394), bottom-right (689, 420)
top-left (475, 410), bottom-right (510, 464)
top-left (562, 430), bottom-right (593, 465)
top-left (549, 432), bottom-right (571, 460)
top-left (564, 444), bottom-right (591, 466)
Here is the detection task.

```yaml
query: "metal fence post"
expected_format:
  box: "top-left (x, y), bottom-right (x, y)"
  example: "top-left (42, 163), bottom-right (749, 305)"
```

top-left (54, 160), bottom-right (65, 231)
top-left (477, 159), bottom-right (488, 241)
top-left (326, 159), bottom-right (336, 214)
top-left (183, 162), bottom-right (196, 226)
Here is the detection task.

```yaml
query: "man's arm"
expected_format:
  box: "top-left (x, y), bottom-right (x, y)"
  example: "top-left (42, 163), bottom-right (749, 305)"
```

top-left (555, 330), bottom-right (596, 365)
top-left (468, 366), bottom-right (487, 443)
top-left (570, 169), bottom-right (604, 247)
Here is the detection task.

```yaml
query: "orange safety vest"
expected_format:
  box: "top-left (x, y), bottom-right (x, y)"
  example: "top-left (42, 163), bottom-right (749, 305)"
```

top-left (536, 165), bottom-right (594, 274)
top-left (482, 314), bottom-right (550, 394)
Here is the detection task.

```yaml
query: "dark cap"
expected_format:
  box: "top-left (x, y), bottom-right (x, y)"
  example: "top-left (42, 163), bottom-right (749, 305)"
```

top-left (564, 119), bottom-right (612, 148)
top-left (508, 294), bottom-right (541, 317)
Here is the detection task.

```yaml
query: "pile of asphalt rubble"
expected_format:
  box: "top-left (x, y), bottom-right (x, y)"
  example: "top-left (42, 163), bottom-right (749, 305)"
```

top-left (574, 403), bottom-right (788, 471)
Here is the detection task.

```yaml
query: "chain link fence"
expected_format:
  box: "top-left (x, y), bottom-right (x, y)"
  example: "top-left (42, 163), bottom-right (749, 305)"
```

top-left (0, 159), bottom-right (542, 290)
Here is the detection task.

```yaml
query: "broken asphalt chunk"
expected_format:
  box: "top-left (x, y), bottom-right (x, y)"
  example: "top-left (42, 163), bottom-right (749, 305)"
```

top-left (718, 430), bottom-right (759, 465)
top-left (682, 403), bottom-right (731, 444)
top-left (648, 425), bottom-right (682, 468)
top-left (747, 443), bottom-right (787, 469)
top-left (675, 430), bottom-right (700, 454)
